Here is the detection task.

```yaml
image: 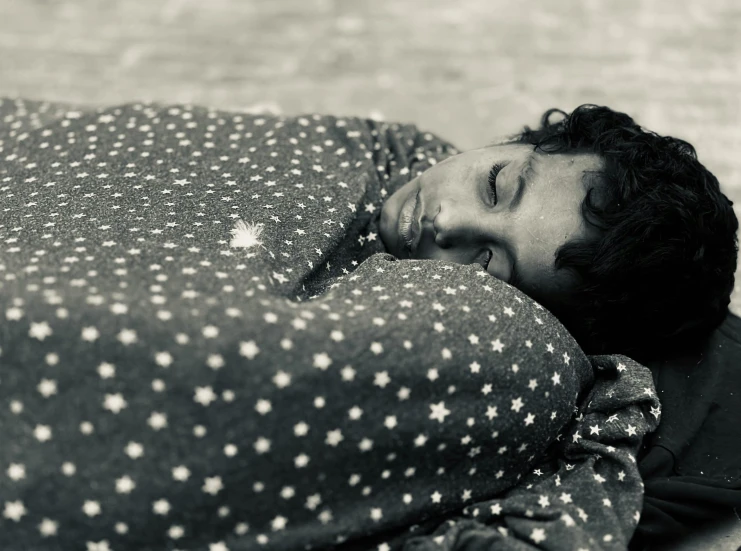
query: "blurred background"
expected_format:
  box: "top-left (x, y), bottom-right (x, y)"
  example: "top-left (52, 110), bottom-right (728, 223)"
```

top-left (0, 0), bottom-right (740, 316)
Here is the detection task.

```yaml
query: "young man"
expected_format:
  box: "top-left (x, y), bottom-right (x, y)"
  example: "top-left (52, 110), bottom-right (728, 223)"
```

top-left (381, 104), bottom-right (741, 548)
top-left (380, 104), bottom-right (739, 365)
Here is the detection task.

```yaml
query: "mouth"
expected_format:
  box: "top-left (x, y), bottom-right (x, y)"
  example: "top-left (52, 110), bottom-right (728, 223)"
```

top-left (398, 188), bottom-right (422, 257)
top-left (483, 250), bottom-right (493, 270)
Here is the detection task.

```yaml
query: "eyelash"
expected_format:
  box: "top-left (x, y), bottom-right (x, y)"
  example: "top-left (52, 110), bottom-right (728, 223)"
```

top-left (487, 162), bottom-right (506, 205)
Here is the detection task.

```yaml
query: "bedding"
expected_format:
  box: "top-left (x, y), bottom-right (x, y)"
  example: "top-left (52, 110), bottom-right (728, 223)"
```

top-left (0, 98), bottom-right (660, 550)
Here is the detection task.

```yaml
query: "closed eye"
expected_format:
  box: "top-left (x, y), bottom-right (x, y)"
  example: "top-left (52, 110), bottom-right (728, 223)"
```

top-left (487, 162), bottom-right (506, 205)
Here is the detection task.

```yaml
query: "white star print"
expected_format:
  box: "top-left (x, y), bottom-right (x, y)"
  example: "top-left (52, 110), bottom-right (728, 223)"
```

top-left (530, 528), bottom-right (546, 543)
top-left (34, 425), bottom-right (52, 442)
top-left (152, 499), bottom-right (171, 515)
top-left (29, 321), bottom-right (53, 340)
top-left (37, 379), bottom-right (57, 398)
top-left (273, 371), bottom-right (291, 388)
top-left (172, 466), bottom-right (190, 481)
top-left (38, 518), bottom-right (58, 537)
top-left (271, 515), bottom-right (288, 530)
top-left (255, 399), bottom-right (272, 414)
top-left (414, 434), bottom-right (428, 447)
top-left (194, 386), bottom-right (218, 406)
top-left (82, 501), bottom-right (101, 517)
top-left (7, 464), bottom-right (25, 481)
top-left (429, 402), bottom-right (451, 423)
top-left (239, 340), bottom-right (260, 359)
top-left (3, 500), bottom-right (26, 522)
top-left (254, 437), bottom-right (271, 453)
top-left (202, 476), bottom-right (224, 495)
top-left (374, 371), bottom-right (391, 387)
top-left (313, 352), bottom-right (332, 370)
top-left (116, 476), bottom-right (135, 494)
top-left (511, 397), bottom-right (524, 413)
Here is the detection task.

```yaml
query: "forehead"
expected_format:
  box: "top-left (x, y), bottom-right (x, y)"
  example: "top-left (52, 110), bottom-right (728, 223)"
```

top-left (488, 143), bottom-right (603, 172)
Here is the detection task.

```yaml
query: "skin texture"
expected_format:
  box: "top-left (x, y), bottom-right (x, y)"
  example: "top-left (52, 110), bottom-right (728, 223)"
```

top-left (380, 143), bottom-right (605, 308)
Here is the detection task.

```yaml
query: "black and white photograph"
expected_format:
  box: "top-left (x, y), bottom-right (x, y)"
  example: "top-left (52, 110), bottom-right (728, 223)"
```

top-left (0, 1), bottom-right (739, 550)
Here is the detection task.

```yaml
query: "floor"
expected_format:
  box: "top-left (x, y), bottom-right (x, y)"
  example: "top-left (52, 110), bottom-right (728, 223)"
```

top-left (0, 2), bottom-right (740, 546)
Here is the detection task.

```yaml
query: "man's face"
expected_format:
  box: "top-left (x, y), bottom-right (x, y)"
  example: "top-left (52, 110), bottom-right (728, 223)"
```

top-left (380, 143), bottom-right (604, 305)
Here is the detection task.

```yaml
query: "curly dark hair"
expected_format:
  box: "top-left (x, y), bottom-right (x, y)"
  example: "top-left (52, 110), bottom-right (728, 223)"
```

top-left (507, 104), bottom-right (738, 363)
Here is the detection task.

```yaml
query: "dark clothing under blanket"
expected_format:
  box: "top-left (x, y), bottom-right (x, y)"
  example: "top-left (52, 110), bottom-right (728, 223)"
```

top-left (0, 98), bottom-right (661, 551)
top-left (630, 311), bottom-right (741, 550)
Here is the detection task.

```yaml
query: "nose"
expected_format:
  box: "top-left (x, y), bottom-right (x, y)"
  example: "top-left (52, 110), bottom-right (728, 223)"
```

top-left (433, 200), bottom-right (481, 249)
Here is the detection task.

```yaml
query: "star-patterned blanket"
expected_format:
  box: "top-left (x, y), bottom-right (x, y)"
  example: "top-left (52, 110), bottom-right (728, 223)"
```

top-left (0, 98), bottom-right (661, 551)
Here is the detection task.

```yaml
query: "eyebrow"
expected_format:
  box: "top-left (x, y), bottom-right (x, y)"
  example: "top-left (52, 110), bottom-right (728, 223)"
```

top-left (509, 152), bottom-right (535, 213)
top-left (505, 152), bottom-right (535, 287)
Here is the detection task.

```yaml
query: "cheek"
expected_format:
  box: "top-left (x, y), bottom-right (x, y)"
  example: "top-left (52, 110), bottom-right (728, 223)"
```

top-left (421, 165), bottom-right (468, 201)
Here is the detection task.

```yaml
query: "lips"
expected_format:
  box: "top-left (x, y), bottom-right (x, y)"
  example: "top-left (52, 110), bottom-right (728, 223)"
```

top-left (408, 191), bottom-right (422, 254)
top-left (397, 188), bottom-right (422, 257)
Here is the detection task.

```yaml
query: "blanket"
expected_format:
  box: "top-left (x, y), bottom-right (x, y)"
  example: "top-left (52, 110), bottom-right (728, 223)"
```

top-left (0, 98), bottom-right (661, 551)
